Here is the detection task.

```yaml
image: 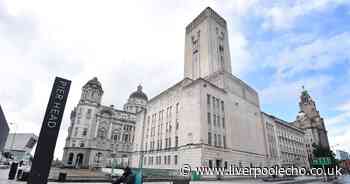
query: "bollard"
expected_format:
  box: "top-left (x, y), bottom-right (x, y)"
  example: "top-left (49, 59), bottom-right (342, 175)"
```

top-left (20, 172), bottom-right (29, 181)
top-left (58, 172), bottom-right (67, 182)
top-left (8, 162), bottom-right (18, 180)
top-left (16, 169), bottom-right (23, 180)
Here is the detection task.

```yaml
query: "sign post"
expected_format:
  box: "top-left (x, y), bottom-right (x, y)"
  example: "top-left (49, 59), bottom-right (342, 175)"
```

top-left (312, 157), bottom-right (331, 182)
top-left (27, 77), bottom-right (71, 184)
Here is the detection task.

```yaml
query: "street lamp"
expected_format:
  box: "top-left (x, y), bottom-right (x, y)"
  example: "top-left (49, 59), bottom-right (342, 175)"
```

top-left (9, 122), bottom-right (17, 161)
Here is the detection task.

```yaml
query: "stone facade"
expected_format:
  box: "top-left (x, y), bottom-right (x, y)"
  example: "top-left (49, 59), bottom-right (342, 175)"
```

top-left (292, 88), bottom-right (330, 161)
top-left (62, 78), bottom-right (147, 168)
top-left (262, 113), bottom-right (309, 168)
top-left (131, 7), bottom-right (268, 170)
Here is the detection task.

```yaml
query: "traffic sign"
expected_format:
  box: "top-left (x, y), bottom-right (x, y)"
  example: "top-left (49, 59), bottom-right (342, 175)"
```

top-left (312, 157), bottom-right (331, 166)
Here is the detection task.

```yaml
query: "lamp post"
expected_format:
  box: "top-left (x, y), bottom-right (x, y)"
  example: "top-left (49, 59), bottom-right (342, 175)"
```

top-left (9, 122), bottom-right (17, 161)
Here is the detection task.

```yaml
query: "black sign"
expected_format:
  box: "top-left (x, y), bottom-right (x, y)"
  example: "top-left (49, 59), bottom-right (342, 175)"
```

top-left (28, 77), bottom-right (71, 184)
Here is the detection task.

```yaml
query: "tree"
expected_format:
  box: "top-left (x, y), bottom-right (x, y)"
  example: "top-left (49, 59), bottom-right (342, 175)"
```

top-left (312, 143), bottom-right (338, 169)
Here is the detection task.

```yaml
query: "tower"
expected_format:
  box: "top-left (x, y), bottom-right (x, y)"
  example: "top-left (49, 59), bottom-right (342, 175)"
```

top-left (124, 85), bottom-right (148, 113)
top-left (184, 7), bottom-right (232, 80)
top-left (80, 77), bottom-right (104, 105)
top-left (294, 87), bottom-right (330, 155)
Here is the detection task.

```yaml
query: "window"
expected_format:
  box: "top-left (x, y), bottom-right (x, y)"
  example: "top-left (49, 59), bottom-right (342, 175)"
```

top-left (175, 136), bottom-right (179, 148)
top-left (176, 119), bottom-right (179, 130)
top-left (221, 101), bottom-right (224, 111)
top-left (207, 113), bottom-right (211, 125)
top-left (218, 135), bottom-right (222, 147)
top-left (80, 141), bottom-right (85, 147)
top-left (208, 132), bottom-right (212, 145)
top-left (212, 97), bottom-right (216, 109)
top-left (214, 134), bottom-right (217, 146)
top-left (213, 114), bottom-right (216, 126)
top-left (86, 109), bottom-right (92, 119)
top-left (113, 133), bottom-right (120, 141)
top-left (209, 160), bottom-right (213, 168)
top-left (167, 155), bottom-right (171, 165)
top-left (164, 156), bottom-right (167, 164)
top-left (222, 117), bottom-right (225, 128)
top-left (217, 116), bottom-right (220, 128)
top-left (82, 128), bottom-right (88, 136)
top-left (71, 140), bottom-right (76, 147)
top-left (207, 94), bottom-right (211, 105)
top-left (176, 103), bottom-right (179, 114)
top-left (174, 155), bottom-right (178, 165)
top-left (144, 157), bottom-right (147, 165)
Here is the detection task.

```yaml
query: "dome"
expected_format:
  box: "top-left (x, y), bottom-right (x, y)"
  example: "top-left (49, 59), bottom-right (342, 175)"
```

top-left (129, 85), bottom-right (148, 101)
top-left (83, 77), bottom-right (103, 91)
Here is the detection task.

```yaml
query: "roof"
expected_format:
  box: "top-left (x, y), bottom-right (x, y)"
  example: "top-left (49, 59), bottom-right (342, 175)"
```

top-left (262, 112), bottom-right (305, 134)
top-left (4, 133), bottom-right (38, 151)
top-left (129, 85), bottom-right (148, 101)
top-left (83, 77), bottom-right (103, 92)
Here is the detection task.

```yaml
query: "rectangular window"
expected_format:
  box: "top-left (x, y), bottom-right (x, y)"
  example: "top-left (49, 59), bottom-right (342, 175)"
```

top-left (218, 135), bottom-right (221, 147)
top-left (82, 128), bottom-right (88, 136)
top-left (176, 103), bottom-right (179, 113)
top-left (86, 109), bottom-right (92, 119)
top-left (167, 155), bottom-right (171, 165)
top-left (207, 94), bottom-right (211, 105)
top-left (212, 97), bottom-right (216, 109)
top-left (208, 132), bottom-right (212, 145)
top-left (217, 115), bottom-right (220, 128)
top-left (222, 117), bottom-right (225, 128)
top-left (144, 157), bottom-right (147, 165)
top-left (214, 134), bottom-right (217, 146)
top-left (176, 119), bottom-right (179, 130)
top-left (209, 160), bottom-right (213, 168)
top-left (216, 99), bottom-right (220, 110)
top-left (174, 155), bottom-right (178, 165)
top-left (175, 136), bottom-right (179, 148)
top-left (213, 114), bottom-right (216, 126)
top-left (207, 113), bottom-right (211, 125)
top-left (164, 156), bottom-right (167, 164)
top-left (221, 101), bottom-right (224, 111)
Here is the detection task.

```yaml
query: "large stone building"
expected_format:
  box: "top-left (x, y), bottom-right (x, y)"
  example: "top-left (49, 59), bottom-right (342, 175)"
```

top-left (62, 7), bottom-right (330, 170)
top-left (292, 88), bottom-right (330, 160)
top-left (131, 7), bottom-right (268, 170)
top-left (262, 113), bottom-right (309, 168)
top-left (62, 77), bottom-right (148, 168)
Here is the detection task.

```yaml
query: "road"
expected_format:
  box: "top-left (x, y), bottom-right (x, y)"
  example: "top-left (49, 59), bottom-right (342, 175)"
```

top-left (1, 168), bottom-right (349, 184)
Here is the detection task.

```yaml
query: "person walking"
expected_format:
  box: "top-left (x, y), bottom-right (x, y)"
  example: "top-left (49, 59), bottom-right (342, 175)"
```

top-left (112, 167), bottom-right (135, 184)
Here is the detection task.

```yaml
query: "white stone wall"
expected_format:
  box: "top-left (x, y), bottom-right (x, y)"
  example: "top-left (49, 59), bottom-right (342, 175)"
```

top-left (262, 113), bottom-right (309, 168)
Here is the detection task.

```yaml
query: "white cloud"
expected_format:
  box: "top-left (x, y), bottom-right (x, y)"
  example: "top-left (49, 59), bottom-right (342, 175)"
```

top-left (263, 32), bottom-right (350, 79)
top-left (259, 0), bottom-right (350, 31)
top-left (259, 75), bottom-right (332, 106)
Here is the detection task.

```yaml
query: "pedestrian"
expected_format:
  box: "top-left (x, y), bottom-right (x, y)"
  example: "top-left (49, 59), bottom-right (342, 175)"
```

top-left (112, 167), bottom-right (135, 184)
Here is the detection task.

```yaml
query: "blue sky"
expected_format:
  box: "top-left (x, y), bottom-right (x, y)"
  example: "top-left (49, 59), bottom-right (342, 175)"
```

top-left (0, 0), bottom-right (349, 158)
